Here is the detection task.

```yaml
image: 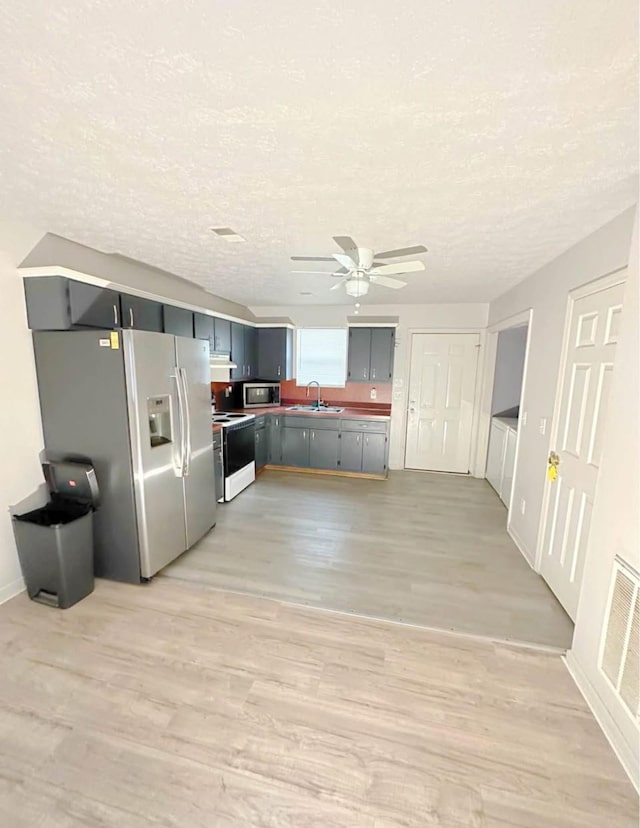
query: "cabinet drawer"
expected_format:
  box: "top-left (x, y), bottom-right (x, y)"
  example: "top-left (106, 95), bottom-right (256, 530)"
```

top-left (254, 415), bottom-right (266, 429)
top-left (283, 415), bottom-right (339, 430)
top-left (339, 418), bottom-right (388, 434)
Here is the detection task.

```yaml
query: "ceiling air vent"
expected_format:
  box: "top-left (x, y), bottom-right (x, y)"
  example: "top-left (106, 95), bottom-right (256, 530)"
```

top-left (210, 227), bottom-right (245, 243)
top-left (600, 557), bottom-right (640, 719)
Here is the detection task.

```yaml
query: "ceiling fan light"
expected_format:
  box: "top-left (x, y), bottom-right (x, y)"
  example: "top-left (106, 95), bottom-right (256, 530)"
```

top-left (345, 279), bottom-right (370, 297)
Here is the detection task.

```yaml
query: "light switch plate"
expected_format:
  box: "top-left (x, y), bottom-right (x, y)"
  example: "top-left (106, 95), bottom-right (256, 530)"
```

top-left (370, 388), bottom-right (377, 400)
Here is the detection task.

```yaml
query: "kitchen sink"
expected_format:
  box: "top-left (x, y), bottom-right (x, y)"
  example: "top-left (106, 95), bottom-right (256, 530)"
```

top-left (286, 405), bottom-right (345, 413)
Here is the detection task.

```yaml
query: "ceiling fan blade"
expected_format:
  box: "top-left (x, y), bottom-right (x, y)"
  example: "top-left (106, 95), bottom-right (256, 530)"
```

top-left (291, 256), bottom-right (336, 262)
top-left (333, 236), bottom-right (358, 254)
top-left (332, 267), bottom-right (348, 276)
top-left (374, 245), bottom-right (428, 259)
top-left (291, 269), bottom-right (343, 274)
top-left (370, 260), bottom-right (425, 276)
top-left (333, 252), bottom-right (356, 269)
top-left (368, 274), bottom-right (407, 289)
top-left (329, 278), bottom-right (348, 291)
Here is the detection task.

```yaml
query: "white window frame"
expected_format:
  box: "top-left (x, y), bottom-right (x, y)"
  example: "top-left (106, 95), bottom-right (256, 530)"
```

top-left (295, 328), bottom-right (348, 388)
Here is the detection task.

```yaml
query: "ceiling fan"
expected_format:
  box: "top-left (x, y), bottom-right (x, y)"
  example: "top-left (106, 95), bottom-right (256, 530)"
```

top-left (290, 236), bottom-right (427, 297)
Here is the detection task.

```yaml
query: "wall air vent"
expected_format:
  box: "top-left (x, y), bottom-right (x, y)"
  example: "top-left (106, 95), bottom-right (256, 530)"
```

top-left (600, 557), bottom-right (640, 720)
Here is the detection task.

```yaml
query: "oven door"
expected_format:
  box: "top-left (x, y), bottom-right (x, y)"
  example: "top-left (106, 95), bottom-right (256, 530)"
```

top-left (223, 422), bottom-right (256, 477)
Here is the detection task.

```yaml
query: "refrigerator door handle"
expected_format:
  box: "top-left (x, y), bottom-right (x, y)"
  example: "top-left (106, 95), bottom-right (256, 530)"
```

top-left (173, 368), bottom-right (187, 477)
top-left (179, 367), bottom-right (192, 477)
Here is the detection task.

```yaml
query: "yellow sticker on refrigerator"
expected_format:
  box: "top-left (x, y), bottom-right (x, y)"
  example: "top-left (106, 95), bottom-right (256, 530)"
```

top-left (110, 331), bottom-right (120, 350)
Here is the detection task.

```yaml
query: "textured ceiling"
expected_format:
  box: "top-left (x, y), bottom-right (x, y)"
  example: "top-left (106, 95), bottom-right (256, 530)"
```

top-left (0, 1), bottom-right (637, 307)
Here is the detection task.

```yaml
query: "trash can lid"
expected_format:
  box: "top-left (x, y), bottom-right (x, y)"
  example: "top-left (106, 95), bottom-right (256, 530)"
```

top-left (42, 460), bottom-right (100, 509)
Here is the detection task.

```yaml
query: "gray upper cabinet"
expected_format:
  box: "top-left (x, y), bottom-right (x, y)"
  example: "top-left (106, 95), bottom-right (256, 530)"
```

top-left (244, 326), bottom-right (257, 379)
top-left (193, 312), bottom-right (214, 344)
top-left (370, 328), bottom-right (395, 382)
top-left (163, 305), bottom-right (194, 338)
top-left (121, 295), bottom-right (163, 332)
top-left (339, 431), bottom-right (363, 472)
top-left (281, 426), bottom-right (310, 468)
top-left (347, 328), bottom-right (372, 382)
top-left (213, 318), bottom-right (231, 353)
top-left (230, 322), bottom-right (245, 380)
top-left (347, 327), bottom-right (395, 383)
top-left (362, 432), bottom-right (387, 475)
top-left (257, 328), bottom-right (294, 380)
top-left (67, 281), bottom-right (122, 329)
top-left (310, 429), bottom-right (339, 471)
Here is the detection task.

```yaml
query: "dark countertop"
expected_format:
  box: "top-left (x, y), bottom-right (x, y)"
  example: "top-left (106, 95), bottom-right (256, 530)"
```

top-left (225, 405), bottom-right (391, 421)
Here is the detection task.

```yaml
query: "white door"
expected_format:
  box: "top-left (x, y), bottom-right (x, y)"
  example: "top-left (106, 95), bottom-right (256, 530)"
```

top-left (540, 276), bottom-right (626, 620)
top-left (405, 333), bottom-right (479, 473)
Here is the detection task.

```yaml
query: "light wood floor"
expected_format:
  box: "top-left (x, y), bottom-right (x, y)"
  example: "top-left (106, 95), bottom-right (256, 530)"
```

top-left (164, 470), bottom-right (574, 649)
top-left (0, 578), bottom-right (635, 827)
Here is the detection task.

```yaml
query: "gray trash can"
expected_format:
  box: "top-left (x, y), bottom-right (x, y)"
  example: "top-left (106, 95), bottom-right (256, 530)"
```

top-left (12, 460), bottom-right (100, 609)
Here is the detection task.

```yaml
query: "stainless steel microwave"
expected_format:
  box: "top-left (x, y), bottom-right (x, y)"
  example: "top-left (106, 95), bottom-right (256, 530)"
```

top-left (242, 382), bottom-right (281, 409)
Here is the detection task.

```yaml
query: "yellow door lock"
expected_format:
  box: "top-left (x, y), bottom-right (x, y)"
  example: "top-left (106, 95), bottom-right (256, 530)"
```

top-left (547, 451), bottom-right (560, 481)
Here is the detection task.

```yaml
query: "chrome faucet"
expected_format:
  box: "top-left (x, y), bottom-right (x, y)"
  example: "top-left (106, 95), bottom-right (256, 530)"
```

top-left (306, 380), bottom-right (322, 408)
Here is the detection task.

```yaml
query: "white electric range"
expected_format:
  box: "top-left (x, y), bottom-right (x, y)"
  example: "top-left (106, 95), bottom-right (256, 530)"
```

top-left (212, 412), bottom-right (256, 501)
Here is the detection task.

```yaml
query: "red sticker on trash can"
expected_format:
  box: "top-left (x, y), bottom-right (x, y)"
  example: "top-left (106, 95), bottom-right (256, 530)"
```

top-left (69, 480), bottom-right (76, 487)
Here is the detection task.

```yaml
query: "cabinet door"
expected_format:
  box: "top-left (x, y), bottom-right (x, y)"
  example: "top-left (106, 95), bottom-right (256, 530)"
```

top-left (193, 312), bottom-right (215, 352)
top-left (121, 295), bottom-right (163, 332)
top-left (163, 305), bottom-right (194, 338)
top-left (68, 281), bottom-right (121, 329)
top-left (244, 326), bottom-right (257, 379)
top-left (230, 322), bottom-right (245, 380)
top-left (281, 426), bottom-right (310, 467)
top-left (485, 422), bottom-right (507, 495)
top-left (339, 431), bottom-right (363, 472)
top-left (267, 415), bottom-right (282, 465)
top-left (255, 428), bottom-right (268, 469)
top-left (213, 318), bottom-right (231, 353)
top-left (310, 429), bottom-right (339, 471)
top-left (500, 428), bottom-right (517, 507)
top-left (347, 328), bottom-right (372, 382)
top-left (362, 432), bottom-right (387, 475)
top-left (258, 328), bottom-right (293, 380)
top-left (370, 328), bottom-right (395, 383)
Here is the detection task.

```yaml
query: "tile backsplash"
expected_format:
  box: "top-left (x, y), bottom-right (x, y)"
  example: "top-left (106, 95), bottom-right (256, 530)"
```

top-left (211, 379), bottom-right (392, 410)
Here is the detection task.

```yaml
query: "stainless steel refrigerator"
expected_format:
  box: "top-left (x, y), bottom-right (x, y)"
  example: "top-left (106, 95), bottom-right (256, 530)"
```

top-left (32, 329), bottom-right (216, 583)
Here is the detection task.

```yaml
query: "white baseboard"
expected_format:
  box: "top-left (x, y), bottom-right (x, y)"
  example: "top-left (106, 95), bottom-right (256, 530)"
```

top-left (507, 523), bottom-right (534, 568)
top-left (564, 650), bottom-right (639, 793)
top-left (0, 576), bottom-right (25, 605)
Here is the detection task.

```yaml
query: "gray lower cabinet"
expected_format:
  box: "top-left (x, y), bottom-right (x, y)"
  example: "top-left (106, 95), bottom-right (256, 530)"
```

top-left (267, 415), bottom-right (283, 464)
top-left (362, 432), bottom-right (387, 475)
top-left (121, 295), bottom-right (163, 332)
top-left (281, 426), bottom-right (310, 468)
top-left (163, 305), bottom-right (194, 338)
top-left (255, 427), bottom-right (268, 469)
top-left (309, 429), bottom-right (339, 471)
top-left (339, 431), bottom-right (363, 472)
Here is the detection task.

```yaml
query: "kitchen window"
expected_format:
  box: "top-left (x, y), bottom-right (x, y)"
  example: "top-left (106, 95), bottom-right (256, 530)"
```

top-left (296, 328), bottom-right (348, 387)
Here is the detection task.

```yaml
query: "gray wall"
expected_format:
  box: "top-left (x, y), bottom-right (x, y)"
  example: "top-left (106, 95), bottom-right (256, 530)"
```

top-left (491, 325), bottom-right (528, 415)
top-left (21, 233), bottom-right (255, 321)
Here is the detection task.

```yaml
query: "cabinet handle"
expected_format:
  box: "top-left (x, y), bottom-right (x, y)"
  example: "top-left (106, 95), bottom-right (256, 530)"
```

top-left (366, 436), bottom-right (369, 445)
top-left (357, 434), bottom-right (361, 444)
top-left (372, 368), bottom-right (376, 379)
top-left (129, 307), bottom-right (134, 327)
top-left (312, 431), bottom-right (315, 440)
top-left (113, 304), bottom-right (118, 326)
top-left (277, 366), bottom-right (281, 377)
top-left (363, 369), bottom-right (367, 379)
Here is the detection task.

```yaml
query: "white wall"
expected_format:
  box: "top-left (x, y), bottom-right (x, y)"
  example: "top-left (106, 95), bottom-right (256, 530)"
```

top-left (21, 233), bottom-right (255, 322)
top-left (0, 223), bottom-right (47, 602)
top-left (568, 209), bottom-right (639, 785)
top-left (486, 207), bottom-right (636, 562)
top-left (251, 303), bottom-right (489, 469)
top-left (491, 325), bottom-right (528, 415)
